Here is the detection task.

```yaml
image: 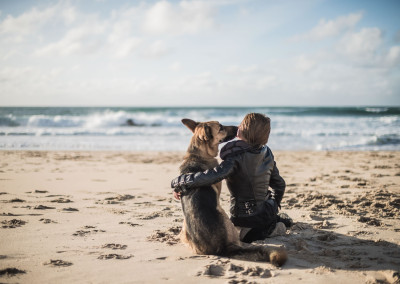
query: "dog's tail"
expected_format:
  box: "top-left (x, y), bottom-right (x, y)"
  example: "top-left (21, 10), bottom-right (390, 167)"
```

top-left (223, 243), bottom-right (287, 267)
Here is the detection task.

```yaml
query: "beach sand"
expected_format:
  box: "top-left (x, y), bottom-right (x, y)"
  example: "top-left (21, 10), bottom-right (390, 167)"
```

top-left (0, 151), bottom-right (399, 284)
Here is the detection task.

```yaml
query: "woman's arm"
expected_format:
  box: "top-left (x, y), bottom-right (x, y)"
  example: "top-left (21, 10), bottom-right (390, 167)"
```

top-left (171, 158), bottom-right (236, 191)
top-left (269, 161), bottom-right (286, 207)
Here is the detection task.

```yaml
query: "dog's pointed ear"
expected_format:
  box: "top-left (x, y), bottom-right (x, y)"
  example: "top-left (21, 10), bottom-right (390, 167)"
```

top-left (197, 124), bottom-right (213, 142)
top-left (182, 118), bottom-right (198, 133)
top-left (204, 125), bottom-right (213, 141)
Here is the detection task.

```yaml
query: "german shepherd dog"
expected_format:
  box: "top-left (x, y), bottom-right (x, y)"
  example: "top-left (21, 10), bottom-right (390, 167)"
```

top-left (176, 118), bottom-right (287, 266)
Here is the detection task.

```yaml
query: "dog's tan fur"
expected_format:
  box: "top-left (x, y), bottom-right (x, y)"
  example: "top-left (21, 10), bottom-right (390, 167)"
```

top-left (177, 118), bottom-right (287, 266)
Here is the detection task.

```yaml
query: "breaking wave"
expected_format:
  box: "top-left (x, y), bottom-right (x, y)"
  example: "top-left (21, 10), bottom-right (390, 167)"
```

top-left (0, 106), bottom-right (399, 151)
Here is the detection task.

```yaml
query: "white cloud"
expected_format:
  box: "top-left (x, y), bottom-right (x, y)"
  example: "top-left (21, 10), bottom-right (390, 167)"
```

top-left (295, 55), bottom-right (316, 72)
top-left (336, 27), bottom-right (383, 65)
top-left (143, 0), bottom-right (215, 35)
top-left (292, 12), bottom-right (363, 41)
top-left (0, 66), bottom-right (33, 83)
top-left (225, 65), bottom-right (240, 73)
top-left (35, 21), bottom-right (106, 56)
top-left (2, 1), bottom-right (216, 60)
top-left (289, 11), bottom-right (398, 71)
top-left (0, 2), bottom-right (78, 43)
top-left (170, 62), bottom-right (182, 71)
top-left (0, 6), bottom-right (55, 36)
top-left (0, 1), bottom-right (398, 106)
top-left (1, 50), bottom-right (21, 61)
top-left (112, 37), bottom-right (143, 58)
top-left (385, 46), bottom-right (400, 66)
top-left (256, 75), bottom-right (277, 89)
top-left (143, 40), bottom-right (171, 58)
top-left (62, 5), bottom-right (78, 25)
top-left (225, 64), bottom-right (260, 74)
top-left (108, 8), bottom-right (137, 43)
top-left (173, 72), bottom-right (219, 92)
top-left (107, 7), bottom-right (144, 58)
top-left (338, 28), bottom-right (382, 56)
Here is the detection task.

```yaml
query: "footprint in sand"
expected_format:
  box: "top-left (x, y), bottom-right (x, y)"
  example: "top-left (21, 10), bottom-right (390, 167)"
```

top-left (313, 220), bottom-right (334, 229)
top-left (72, 230), bottom-right (92, 236)
top-left (61, 207), bottom-right (79, 212)
top-left (108, 209), bottom-right (129, 215)
top-left (239, 266), bottom-right (272, 278)
top-left (51, 198), bottom-right (73, 203)
top-left (140, 210), bottom-right (173, 220)
top-left (97, 194), bottom-right (135, 205)
top-left (176, 255), bottom-right (209, 261)
top-left (73, 226), bottom-right (106, 236)
top-left (0, 268), bottom-right (26, 277)
top-left (43, 259), bottom-right (73, 267)
top-left (98, 254), bottom-right (132, 260)
top-left (1, 219), bottom-right (27, 228)
top-left (39, 218), bottom-right (57, 224)
top-left (33, 190), bottom-right (49, 194)
top-left (34, 205), bottom-right (55, 210)
top-left (292, 238), bottom-right (310, 252)
top-left (316, 232), bottom-right (338, 242)
top-left (357, 216), bottom-right (382, 226)
top-left (9, 198), bottom-right (25, 203)
top-left (197, 263), bottom-right (226, 277)
top-left (101, 243), bottom-right (127, 250)
top-left (0, 213), bottom-right (19, 216)
top-left (147, 226), bottom-right (181, 245)
top-left (227, 280), bottom-right (251, 284)
top-left (197, 260), bottom-right (272, 280)
top-left (140, 212), bottom-right (161, 220)
top-left (119, 222), bottom-right (142, 227)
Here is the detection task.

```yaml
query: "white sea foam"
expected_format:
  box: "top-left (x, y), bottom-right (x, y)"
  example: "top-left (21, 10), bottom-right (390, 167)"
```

top-left (0, 107), bottom-right (399, 151)
top-left (365, 107), bottom-right (388, 113)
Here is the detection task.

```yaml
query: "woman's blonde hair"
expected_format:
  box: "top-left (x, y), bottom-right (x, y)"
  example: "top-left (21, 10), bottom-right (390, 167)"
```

top-left (240, 113), bottom-right (271, 147)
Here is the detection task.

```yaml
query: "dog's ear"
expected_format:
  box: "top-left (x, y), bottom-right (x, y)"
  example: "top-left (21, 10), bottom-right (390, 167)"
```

top-left (204, 125), bottom-right (213, 141)
top-left (182, 118), bottom-right (198, 133)
top-left (197, 124), bottom-right (213, 142)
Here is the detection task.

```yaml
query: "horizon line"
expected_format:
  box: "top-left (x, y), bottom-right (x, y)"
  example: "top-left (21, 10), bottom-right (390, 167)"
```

top-left (1, 105), bottom-right (399, 108)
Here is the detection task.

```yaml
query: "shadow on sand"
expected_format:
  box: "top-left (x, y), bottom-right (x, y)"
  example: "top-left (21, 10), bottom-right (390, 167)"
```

top-left (264, 221), bottom-right (400, 281)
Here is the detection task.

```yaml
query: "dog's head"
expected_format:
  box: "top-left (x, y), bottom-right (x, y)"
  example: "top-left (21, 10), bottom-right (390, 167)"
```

top-left (182, 118), bottom-right (238, 157)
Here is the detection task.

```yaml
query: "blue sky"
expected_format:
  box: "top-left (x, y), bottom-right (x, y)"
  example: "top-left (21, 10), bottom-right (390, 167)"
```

top-left (0, 0), bottom-right (399, 106)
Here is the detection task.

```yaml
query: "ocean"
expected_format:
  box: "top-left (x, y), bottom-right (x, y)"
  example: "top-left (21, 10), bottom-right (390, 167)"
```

top-left (0, 107), bottom-right (399, 151)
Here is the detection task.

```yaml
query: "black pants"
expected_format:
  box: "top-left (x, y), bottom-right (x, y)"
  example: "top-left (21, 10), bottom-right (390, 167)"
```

top-left (242, 199), bottom-right (278, 243)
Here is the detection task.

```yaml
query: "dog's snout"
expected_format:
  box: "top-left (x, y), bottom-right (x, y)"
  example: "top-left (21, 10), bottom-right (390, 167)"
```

top-left (222, 125), bottom-right (238, 143)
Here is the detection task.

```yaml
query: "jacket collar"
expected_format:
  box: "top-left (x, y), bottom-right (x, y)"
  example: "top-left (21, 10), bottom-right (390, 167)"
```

top-left (220, 140), bottom-right (262, 160)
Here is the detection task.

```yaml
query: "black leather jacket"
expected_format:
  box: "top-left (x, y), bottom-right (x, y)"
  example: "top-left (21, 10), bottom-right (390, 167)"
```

top-left (171, 144), bottom-right (286, 228)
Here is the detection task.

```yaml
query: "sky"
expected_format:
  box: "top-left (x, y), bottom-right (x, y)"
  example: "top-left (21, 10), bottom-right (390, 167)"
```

top-left (0, 0), bottom-right (399, 107)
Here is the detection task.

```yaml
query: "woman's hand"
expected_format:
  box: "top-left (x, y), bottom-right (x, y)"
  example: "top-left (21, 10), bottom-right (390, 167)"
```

top-left (173, 191), bottom-right (181, 201)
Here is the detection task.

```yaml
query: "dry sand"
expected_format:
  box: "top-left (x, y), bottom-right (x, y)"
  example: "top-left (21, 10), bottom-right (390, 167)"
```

top-left (0, 150), bottom-right (399, 284)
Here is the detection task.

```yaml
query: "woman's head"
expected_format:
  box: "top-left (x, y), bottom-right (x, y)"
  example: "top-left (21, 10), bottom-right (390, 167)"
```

top-left (237, 113), bottom-right (271, 147)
